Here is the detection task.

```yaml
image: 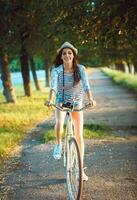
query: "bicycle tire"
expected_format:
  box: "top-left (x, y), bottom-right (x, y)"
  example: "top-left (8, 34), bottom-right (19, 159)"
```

top-left (66, 137), bottom-right (83, 200)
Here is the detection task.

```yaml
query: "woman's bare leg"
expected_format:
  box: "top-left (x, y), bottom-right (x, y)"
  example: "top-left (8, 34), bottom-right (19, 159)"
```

top-left (55, 109), bottom-right (66, 145)
top-left (72, 111), bottom-right (84, 165)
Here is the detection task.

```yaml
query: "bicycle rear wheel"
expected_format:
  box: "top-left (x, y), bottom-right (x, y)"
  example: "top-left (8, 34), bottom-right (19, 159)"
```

top-left (66, 137), bottom-right (83, 200)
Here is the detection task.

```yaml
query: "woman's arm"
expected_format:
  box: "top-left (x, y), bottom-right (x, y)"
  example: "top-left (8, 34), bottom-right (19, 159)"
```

top-left (86, 90), bottom-right (93, 102)
top-left (45, 89), bottom-right (56, 106)
top-left (45, 68), bottom-right (58, 106)
top-left (80, 65), bottom-right (96, 106)
top-left (86, 90), bottom-right (96, 106)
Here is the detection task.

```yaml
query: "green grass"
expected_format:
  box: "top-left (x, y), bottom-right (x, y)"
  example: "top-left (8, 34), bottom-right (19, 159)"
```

top-left (102, 67), bottom-right (137, 92)
top-left (0, 85), bottom-right (52, 157)
top-left (43, 129), bottom-right (56, 142)
top-left (83, 124), bottom-right (108, 139)
top-left (42, 124), bottom-right (110, 143)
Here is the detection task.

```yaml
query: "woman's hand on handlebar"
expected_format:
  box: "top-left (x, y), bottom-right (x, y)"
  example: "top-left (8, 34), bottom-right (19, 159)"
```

top-left (44, 100), bottom-right (53, 107)
top-left (89, 99), bottom-right (96, 107)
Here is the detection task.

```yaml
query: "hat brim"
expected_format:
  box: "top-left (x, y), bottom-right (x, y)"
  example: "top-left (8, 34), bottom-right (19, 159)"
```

top-left (57, 46), bottom-right (78, 55)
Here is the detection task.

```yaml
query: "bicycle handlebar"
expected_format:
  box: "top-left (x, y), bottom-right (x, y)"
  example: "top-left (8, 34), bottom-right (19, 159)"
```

top-left (50, 103), bottom-right (92, 112)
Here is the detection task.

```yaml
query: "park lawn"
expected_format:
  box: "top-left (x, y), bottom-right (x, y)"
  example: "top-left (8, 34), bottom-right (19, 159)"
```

top-left (102, 67), bottom-right (137, 92)
top-left (0, 86), bottom-right (52, 157)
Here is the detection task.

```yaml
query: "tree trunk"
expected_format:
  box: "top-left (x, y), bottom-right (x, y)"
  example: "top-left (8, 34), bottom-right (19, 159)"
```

top-left (115, 62), bottom-right (125, 72)
top-left (133, 60), bottom-right (137, 73)
top-left (44, 59), bottom-right (50, 87)
top-left (0, 51), bottom-right (17, 103)
top-left (20, 46), bottom-right (32, 96)
top-left (129, 63), bottom-right (135, 75)
top-left (29, 56), bottom-right (41, 91)
top-left (123, 61), bottom-right (129, 74)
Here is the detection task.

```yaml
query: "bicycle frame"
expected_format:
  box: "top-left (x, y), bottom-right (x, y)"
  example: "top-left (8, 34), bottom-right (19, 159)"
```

top-left (51, 102), bottom-right (92, 166)
top-left (63, 111), bottom-right (74, 167)
top-left (50, 102), bottom-right (92, 200)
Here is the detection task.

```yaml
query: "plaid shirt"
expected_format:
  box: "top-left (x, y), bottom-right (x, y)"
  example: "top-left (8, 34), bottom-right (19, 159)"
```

top-left (50, 64), bottom-right (91, 105)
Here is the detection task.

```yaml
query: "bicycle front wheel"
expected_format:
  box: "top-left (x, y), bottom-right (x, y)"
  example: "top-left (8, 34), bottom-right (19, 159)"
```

top-left (66, 138), bottom-right (83, 200)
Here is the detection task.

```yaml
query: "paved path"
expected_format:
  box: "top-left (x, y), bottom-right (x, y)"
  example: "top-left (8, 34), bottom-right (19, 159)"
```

top-left (0, 68), bottom-right (137, 200)
top-left (87, 68), bottom-right (137, 127)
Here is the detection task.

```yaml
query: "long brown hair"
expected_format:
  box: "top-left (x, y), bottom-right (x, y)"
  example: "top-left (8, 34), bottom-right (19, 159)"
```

top-left (54, 48), bottom-right (81, 85)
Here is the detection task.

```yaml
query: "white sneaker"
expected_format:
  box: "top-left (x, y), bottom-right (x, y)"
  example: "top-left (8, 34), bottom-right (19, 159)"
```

top-left (53, 144), bottom-right (62, 160)
top-left (83, 171), bottom-right (88, 181)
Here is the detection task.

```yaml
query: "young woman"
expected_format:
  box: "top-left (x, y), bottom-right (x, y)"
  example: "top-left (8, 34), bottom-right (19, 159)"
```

top-left (45, 41), bottom-right (96, 181)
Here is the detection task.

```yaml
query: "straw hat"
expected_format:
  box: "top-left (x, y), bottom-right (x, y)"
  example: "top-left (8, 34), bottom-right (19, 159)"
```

top-left (57, 41), bottom-right (78, 55)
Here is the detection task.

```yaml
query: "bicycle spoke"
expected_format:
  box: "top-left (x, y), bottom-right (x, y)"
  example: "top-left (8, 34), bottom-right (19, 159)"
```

top-left (66, 138), bottom-right (83, 200)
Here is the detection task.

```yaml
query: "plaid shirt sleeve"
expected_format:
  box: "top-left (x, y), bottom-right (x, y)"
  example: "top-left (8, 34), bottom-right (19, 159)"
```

top-left (50, 68), bottom-right (58, 93)
top-left (80, 66), bottom-right (91, 92)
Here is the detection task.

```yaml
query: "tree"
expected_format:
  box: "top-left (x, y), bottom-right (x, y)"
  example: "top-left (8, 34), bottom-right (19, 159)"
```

top-left (29, 55), bottom-right (41, 90)
top-left (80, 0), bottom-right (137, 69)
top-left (0, 0), bottom-right (17, 103)
top-left (0, 50), bottom-right (17, 103)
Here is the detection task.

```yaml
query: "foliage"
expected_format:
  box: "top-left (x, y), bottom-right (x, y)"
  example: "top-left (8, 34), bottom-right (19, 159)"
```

top-left (77, 0), bottom-right (137, 65)
top-left (0, 1), bottom-right (137, 74)
top-left (9, 57), bottom-right (44, 72)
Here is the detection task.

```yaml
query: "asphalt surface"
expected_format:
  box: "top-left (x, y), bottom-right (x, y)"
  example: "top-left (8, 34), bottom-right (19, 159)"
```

top-left (0, 68), bottom-right (137, 200)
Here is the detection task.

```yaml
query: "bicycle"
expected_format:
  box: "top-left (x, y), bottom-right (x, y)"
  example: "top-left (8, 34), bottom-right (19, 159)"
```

top-left (51, 102), bottom-right (91, 200)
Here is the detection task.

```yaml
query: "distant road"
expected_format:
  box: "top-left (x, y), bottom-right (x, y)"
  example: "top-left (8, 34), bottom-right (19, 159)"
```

top-left (0, 70), bottom-right (45, 89)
